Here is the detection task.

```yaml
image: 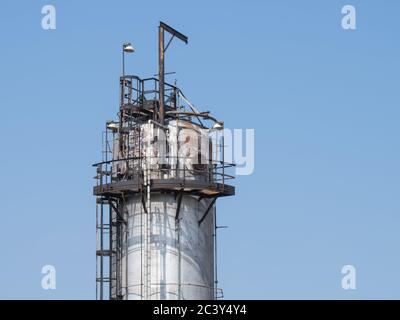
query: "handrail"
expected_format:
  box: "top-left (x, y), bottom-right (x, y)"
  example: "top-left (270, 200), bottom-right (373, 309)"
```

top-left (94, 155), bottom-right (235, 187)
top-left (120, 75), bottom-right (220, 127)
top-left (93, 156), bottom-right (235, 168)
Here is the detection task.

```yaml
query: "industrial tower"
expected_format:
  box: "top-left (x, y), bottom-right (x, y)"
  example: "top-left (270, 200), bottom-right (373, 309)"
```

top-left (93, 22), bottom-right (235, 300)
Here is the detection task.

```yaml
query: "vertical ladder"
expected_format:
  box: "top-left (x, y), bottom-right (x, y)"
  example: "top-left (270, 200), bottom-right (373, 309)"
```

top-left (143, 160), bottom-right (151, 299)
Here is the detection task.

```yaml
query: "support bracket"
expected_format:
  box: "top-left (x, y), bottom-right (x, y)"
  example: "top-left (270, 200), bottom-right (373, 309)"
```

top-left (198, 197), bottom-right (217, 225)
top-left (175, 189), bottom-right (184, 220)
top-left (141, 192), bottom-right (148, 214)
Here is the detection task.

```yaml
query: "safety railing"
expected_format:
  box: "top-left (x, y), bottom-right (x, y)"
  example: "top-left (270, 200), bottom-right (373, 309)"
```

top-left (121, 75), bottom-right (179, 109)
top-left (94, 156), bottom-right (235, 190)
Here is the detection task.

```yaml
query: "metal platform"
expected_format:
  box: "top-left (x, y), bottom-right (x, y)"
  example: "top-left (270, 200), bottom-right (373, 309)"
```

top-left (94, 178), bottom-right (235, 198)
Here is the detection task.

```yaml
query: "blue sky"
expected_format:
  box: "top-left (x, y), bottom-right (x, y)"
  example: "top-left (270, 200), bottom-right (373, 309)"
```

top-left (0, 0), bottom-right (400, 299)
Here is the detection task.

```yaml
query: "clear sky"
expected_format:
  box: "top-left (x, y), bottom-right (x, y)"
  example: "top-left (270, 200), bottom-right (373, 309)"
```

top-left (0, 0), bottom-right (399, 299)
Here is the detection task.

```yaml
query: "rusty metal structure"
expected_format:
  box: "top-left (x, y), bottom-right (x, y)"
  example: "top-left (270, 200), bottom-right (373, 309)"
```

top-left (93, 22), bottom-right (235, 300)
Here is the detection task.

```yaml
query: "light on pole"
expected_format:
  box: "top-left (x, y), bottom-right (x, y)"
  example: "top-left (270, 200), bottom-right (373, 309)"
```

top-left (122, 42), bottom-right (135, 78)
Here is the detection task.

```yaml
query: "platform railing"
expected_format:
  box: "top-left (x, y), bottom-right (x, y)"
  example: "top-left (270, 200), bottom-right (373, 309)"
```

top-left (121, 75), bottom-right (178, 109)
top-left (94, 156), bottom-right (235, 190)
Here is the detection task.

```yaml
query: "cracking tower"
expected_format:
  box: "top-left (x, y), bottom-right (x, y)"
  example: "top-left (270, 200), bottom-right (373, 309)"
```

top-left (94, 22), bottom-right (235, 300)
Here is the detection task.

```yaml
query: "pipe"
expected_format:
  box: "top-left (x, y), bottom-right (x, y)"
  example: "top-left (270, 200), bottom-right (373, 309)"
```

top-left (165, 111), bottom-right (219, 124)
top-left (159, 26), bottom-right (165, 124)
top-left (148, 119), bottom-right (168, 130)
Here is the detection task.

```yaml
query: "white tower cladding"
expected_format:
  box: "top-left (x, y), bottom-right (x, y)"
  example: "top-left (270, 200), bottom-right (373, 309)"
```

top-left (94, 22), bottom-right (235, 300)
top-left (121, 193), bottom-right (215, 300)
